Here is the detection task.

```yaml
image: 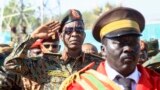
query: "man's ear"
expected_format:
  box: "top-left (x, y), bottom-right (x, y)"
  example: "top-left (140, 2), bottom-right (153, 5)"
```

top-left (101, 44), bottom-right (107, 57)
top-left (84, 32), bottom-right (86, 38)
top-left (58, 45), bottom-right (61, 51)
top-left (60, 33), bottom-right (64, 41)
top-left (101, 45), bottom-right (105, 52)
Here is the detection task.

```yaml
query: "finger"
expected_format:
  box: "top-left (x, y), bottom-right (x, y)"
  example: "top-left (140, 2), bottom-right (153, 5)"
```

top-left (51, 25), bottom-right (60, 32)
top-left (49, 22), bottom-right (60, 28)
top-left (50, 24), bottom-right (60, 31)
top-left (47, 24), bottom-right (60, 33)
top-left (46, 21), bottom-right (59, 27)
top-left (48, 22), bottom-right (60, 29)
top-left (48, 32), bottom-right (56, 37)
top-left (45, 21), bottom-right (54, 26)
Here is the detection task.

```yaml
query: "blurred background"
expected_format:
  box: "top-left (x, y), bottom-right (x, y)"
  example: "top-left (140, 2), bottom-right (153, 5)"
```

top-left (0, 0), bottom-right (160, 51)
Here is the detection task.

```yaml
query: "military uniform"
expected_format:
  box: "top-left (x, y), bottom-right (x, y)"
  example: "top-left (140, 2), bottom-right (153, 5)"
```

top-left (4, 35), bottom-right (103, 90)
top-left (60, 7), bottom-right (160, 90)
top-left (143, 52), bottom-right (160, 73)
top-left (0, 44), bottom-right (21, 90)
top-left (0, 66), bottom-right (22, 90)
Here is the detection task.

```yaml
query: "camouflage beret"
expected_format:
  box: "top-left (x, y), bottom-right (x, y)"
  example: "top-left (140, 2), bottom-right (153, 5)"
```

top-left (59, 9), bottom-right (84, 33)
top-left (92, 7), bottom-right (145, 42)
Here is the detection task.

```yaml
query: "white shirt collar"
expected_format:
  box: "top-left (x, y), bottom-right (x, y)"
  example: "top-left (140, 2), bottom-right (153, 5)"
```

top-left (105, 61), bottom-right (141, 84)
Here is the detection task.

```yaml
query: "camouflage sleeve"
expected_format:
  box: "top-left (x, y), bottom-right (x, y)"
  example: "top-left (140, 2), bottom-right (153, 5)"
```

top-left (0, 67), bottom-right (22, 90)
top-left (4, 35), bottom-right (37, 74)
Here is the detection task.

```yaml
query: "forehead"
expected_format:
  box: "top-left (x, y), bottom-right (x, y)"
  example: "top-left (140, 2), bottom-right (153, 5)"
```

top-left (103, 35), bottom-right (140, 42)
top-left (63, 21), bottom-right (84, 27)
top-left (30, 48), bottom-right (41, 51)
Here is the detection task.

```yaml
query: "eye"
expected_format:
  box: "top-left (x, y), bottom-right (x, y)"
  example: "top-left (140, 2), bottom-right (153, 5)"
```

top-left (51, 45), bottom-right (58, 48)
top-left (112, 40), bottom-right (120, 44)
top-left (64, 27), bottom-right (73, 35)
top-left (44, 45), bottom-right (50, 48)
top-left (75, 27), bottom-right (84, 33)
top-left (36, 51), bottom-right (41, 55)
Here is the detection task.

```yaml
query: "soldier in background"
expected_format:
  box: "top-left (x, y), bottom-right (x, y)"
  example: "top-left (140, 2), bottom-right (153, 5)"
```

top-left (4, 9), bottom-right (103, 90)
top-left (0, 44), bottom-right (21, 90)
top-left (60, 7), bottom-right (160, 90)
top-left (19, 26), bottom-right (28, 43)
top-left (143, 39), bottom-right (160, 73)
top-left (82, 43), bottom-right (98, 55)
top-left (28, 40), bottom-right (42, 57)
top-left (28, 32), bottom-right (60, 57)
top-left (143, 52), bottom-right (160, 73)
top-left (40, 32), bottom-right (61, 53)
top-left (138, 40), bottom-right (148, 64)
top-left (147, 39), bottom-right (159, 59)
top-left (10, 26), bottom-right (19, 47)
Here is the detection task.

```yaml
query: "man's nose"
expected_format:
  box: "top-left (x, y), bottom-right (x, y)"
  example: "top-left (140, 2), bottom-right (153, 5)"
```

top-left (123, 45), bottom-right (133, 53)
top-left (48, 45), bottom-right (53, 51)
top-left (71, 30), bottom-right (78, 36)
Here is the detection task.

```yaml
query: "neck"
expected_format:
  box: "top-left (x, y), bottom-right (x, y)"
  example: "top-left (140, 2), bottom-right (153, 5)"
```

top-left (67, 49), bottom-right (82, 58)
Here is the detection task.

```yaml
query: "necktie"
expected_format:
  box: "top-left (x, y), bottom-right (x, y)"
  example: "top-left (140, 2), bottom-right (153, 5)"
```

top-left (116, 76), bottom-right (132, 90)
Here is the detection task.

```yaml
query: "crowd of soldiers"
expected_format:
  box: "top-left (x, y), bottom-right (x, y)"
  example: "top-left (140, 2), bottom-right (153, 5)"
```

top-left (0, 7), bottom-right (160, 90)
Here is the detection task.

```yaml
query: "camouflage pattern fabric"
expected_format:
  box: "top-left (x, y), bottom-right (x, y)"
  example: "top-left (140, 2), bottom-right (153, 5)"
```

top-left (4, 35), bottom-right (103, 90)
top-left (143, 53), bottom-right (160, 73)
top-left (0, 66), bottom-right (22, 90)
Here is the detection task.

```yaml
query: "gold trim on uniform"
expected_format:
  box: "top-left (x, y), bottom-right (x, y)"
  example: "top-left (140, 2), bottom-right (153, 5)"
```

top-left (100, 19), bottom-right (140, 39)
top-left (48, 70), bottom-right (69, 77)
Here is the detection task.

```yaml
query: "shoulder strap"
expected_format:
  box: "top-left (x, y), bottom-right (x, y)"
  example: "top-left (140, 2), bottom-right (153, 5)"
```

top-left (59, 62), bottom-right (95, 90)
top-left (84, 69), bottom-right (121, 90)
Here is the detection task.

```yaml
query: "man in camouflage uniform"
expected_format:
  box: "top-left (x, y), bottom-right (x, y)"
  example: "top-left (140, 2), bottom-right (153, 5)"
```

top-left (0, 44), bottom-right (21, 90)
top-left (143, 52), bottom-right (160, 73)
top-left (4, 9), bottom-right (103, 90)
top-left (82, 43), bottom-right (98, 55)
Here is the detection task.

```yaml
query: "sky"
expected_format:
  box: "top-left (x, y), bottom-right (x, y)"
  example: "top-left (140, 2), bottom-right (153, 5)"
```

top-left (44, 0), bottom-right (160, 51)
top-left (1, 0), bottom-right (160, 51)
top-left (57, 0), bottom-right (160, 23)
top-left (1, 0), bottom-right (160, 23)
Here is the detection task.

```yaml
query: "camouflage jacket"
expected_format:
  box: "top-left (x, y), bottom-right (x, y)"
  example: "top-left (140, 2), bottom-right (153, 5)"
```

top-left (0, 66), bottom-right (22, 90)
top-left (143, 53), bottom-right (160, 73)
top-left (4, 35), bottom-right (103, 90)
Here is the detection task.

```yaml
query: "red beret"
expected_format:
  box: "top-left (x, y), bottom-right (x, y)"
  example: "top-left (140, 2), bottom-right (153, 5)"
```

top-left (30, 39), bottom-right (43, 49)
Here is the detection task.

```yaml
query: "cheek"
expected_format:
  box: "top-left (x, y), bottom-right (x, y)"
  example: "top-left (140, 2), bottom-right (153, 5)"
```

top-left (63, 35), bottom-right (70, 44)
top-left (80, 35), bottom-right (85, 42)
top-left (134, 45), bottom-right (140, 54)
top-left (105, 44), bottom-right (122, 60)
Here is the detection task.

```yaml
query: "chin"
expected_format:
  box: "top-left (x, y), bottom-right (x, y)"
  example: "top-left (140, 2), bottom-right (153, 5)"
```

top-left (69, 46), bottom-right (80, 50)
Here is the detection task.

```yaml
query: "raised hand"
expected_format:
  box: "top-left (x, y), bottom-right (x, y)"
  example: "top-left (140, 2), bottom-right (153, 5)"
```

top-left (31, 21), bottom-right (60, 39)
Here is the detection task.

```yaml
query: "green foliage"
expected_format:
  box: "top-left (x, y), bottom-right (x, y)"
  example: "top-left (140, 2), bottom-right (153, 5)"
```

top-left (2, 1), bottom-right (116, 31)
top-left (82, 11), bottom-right (97, 29)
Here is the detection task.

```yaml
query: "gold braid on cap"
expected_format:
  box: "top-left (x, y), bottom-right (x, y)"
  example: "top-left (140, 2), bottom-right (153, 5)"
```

top-left (100, 19), bottom-right (140, 39)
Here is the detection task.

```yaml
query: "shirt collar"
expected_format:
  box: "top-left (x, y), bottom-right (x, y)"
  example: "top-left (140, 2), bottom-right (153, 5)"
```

top-left (105, 61), bottom-right (141, 84)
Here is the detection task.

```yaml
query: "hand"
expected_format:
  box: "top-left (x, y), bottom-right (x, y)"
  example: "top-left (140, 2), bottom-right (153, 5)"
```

top-left (31, 21), bottom-right (60, 39)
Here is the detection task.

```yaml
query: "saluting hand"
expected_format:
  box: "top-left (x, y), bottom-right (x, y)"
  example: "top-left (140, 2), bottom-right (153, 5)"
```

top-left (31, 21), bottom-right (60, 39)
